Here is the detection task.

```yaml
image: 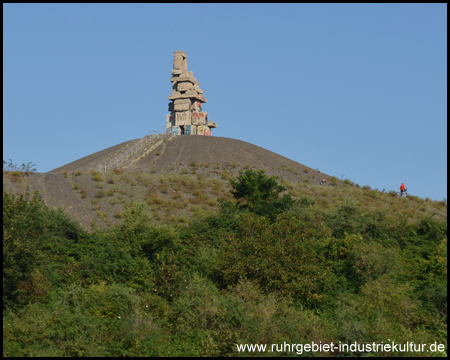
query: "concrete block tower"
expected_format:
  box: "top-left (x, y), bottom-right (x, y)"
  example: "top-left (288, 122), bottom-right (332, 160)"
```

top-left (166, 51), bottom-right (217, 135)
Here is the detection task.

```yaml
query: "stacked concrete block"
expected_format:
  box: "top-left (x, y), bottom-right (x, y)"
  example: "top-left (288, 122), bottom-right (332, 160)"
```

top-left (166, 51), bottom-right (217, 136)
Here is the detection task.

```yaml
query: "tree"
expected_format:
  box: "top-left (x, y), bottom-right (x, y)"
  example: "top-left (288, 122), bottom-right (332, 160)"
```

top-left (228, 169), bottom-right (294, 221)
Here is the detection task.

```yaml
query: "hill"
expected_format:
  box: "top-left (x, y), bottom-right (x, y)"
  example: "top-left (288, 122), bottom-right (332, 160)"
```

top-left (4, 135), bottom-right (338, 228)
top-left (3, 156), bottom-right (447, 356)
top-left (3, 135), bottom-right (447, 230)
top-left (49, 135), bottom-right (327, 183)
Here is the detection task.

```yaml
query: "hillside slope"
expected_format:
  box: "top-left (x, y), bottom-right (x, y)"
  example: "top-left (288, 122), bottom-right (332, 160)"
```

top-left (4, 135), bottom-right (446, 230)
top-left (50, 135), bottom-right (328, 184)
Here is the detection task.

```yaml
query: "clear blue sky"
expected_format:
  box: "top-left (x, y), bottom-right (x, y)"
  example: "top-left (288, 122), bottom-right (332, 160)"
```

top-left (3, 4), bottom-right (447, 200)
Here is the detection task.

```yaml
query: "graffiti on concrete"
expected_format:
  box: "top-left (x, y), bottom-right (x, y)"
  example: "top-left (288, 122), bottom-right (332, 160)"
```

top-left (197, 125), bottom-right (207, 135)
top-left (175, 111), bottom-right (190, 126)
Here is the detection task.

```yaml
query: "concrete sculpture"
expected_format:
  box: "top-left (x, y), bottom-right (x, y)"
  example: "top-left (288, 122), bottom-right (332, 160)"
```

top-left (166, 51), bottom-right (217, 135)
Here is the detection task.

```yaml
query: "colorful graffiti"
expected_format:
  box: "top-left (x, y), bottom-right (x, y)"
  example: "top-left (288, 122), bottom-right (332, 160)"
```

top-left (192, 112), bottom-right (205, 119)
top-left (192, 112), bottom-right (207, 125)
top-left (204, 129), bottom-right (211, 136)
top-left (191, 101), bottom-right (202, 111)
top-left (175, 111), bottom-right (190, 126)
top-left (172, 126), bottom-right (180, 135)
top-left (185, 125), bottom-right (191, 135)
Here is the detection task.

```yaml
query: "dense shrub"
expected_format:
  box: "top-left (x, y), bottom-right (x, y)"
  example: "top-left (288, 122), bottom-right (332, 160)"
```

top-left (228, 169), bottom-right (294, 221)
top-left (2, 178), bottom-right (447, 356)
top-left (3, 186), bottom-right (81, 309)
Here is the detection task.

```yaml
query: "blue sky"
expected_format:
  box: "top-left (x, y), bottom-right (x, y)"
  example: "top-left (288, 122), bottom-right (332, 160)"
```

top-left (3, 4), bottom-right (447, 200)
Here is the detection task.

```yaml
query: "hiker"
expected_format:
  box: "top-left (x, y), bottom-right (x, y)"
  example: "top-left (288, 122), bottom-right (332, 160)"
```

top-left (400, 183), bottom-right (406, 196)
top-left (320, 179), bottom-right (326, 185)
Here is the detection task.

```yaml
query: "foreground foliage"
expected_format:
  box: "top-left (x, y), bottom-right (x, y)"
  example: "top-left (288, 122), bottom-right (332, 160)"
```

top-left (3, 179), bottom-right (447, 356)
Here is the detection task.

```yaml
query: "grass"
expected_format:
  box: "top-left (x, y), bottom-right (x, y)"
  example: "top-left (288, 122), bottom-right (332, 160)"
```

top-left (171, 192), bottom-right (181, 200)
top-left (91, 172), bottom-right (103, 182)
top-left (80, 189), bottom-right (87, 199)
top-left (95, 190), bottom-right (105, 199)
top-left (220, 170), bottom-right (230, 180)
top-left (189, 161), bottom-right (199, 168)
top-left (145, 192), bottom-right (163, 205)
top-left (277, 164), bottom-right (299, 175)
top-left (13, 168), bottom-right (444, 229)
top-left (157, 183), bottom-right (169, 194)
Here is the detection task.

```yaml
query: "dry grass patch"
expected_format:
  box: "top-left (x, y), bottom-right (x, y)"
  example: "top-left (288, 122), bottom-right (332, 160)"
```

top-left (91, 172), bottom-right (103, 182)
top-left (189, 161), bottom-right (200, 169)
top-left (220, 170), bottom-right (231, 180)
top-left (108, 198), bottom-right (119, 205)
top-left (146, 192), bottom-right (163, 205)
top-left (177, 199), bottom-right (189, 209)
top-left (95, 189), bottom-right (105, 199)
top-left (80, 189), bottom-right (87, 199)
top-left (171, 191), bottom-right (182, 200)
top-left (91, 203), bottom-right (101, 211)
top-left (158, 183), bottom-right (170, 194)
top-left (206, 199), bottom-right (217, 207)
top-left (121, 174), bottom-right (136, 186)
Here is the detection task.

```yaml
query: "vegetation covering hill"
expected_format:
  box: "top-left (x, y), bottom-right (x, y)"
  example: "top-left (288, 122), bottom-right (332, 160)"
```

top-left (3, 163), bottom-right (447, 356)
top-left (3, 134), bottom-right (447, 230)
top-left (6, 135), bottom-right (345, 229)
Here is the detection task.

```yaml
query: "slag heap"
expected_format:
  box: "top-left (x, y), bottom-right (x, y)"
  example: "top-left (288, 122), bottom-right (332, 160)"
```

top-left (166, 51), bottom-right (217, 135)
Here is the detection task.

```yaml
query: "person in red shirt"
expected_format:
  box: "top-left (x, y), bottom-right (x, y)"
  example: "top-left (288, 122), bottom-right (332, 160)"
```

top-left (400, 183), bottom-right (406, 196)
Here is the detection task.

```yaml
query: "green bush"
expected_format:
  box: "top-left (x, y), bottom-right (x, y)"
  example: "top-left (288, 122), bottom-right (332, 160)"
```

top-left (219, 213), bottom-right (337, 308)
top-left (2, 179), bottom-right (447, 356)
top-left (3, 186), bottom-right (82, 309)
top-left (228, 169), bottom-right (295, 221)
top-left (325, 198), bottom-right (363, 238)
